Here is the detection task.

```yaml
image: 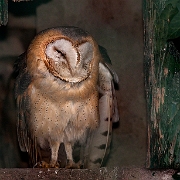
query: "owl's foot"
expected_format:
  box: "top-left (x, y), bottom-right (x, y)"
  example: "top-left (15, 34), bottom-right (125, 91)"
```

top-left (34, 161), bottom-right (49, 168)
top-left (65, 159), bottom-right (82, 169)
top-left (34, 161), bottom-right (60, 168)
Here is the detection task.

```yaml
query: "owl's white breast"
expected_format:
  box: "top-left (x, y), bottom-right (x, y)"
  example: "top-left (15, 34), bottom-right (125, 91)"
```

top-left (28, 80), bottom-right (99, 148)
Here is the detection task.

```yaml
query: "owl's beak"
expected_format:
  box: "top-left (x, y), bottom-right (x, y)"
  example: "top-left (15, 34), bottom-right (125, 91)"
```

top-left (69, 68), bottom-right (75, 77)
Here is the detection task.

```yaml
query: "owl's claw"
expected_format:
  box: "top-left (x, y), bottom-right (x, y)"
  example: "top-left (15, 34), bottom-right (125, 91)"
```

top-left (33, 161), bottom-right (48, 168)
top-left (65, 159), bottom-right (82, 169)
top-left (34, 161), bottom-right (60, 168)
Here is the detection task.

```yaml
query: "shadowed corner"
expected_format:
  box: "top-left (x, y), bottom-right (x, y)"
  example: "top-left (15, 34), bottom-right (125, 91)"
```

top-left (112, 121), bottom-right (120, 129)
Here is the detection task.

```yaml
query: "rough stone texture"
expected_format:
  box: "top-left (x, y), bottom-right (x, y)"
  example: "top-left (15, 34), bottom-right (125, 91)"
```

top-left (0, 168), bottom-right (177, 180)
top-left (0, 0), bottom-right (146, 168)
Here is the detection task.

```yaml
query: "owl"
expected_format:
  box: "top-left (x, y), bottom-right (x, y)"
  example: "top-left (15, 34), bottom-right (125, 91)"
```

top-left (14, 26), bottom-right (119, 168)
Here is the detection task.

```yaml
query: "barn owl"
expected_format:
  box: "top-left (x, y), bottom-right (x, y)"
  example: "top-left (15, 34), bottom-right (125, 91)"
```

top-left (14, 26), bottom-right (119, 168)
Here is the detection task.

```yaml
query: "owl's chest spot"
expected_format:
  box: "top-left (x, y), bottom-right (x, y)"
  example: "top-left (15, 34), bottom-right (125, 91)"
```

top-left (30, 90), bottom-right (99, 140)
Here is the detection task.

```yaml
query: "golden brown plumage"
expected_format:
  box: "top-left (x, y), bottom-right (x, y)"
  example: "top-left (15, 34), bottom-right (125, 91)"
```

top-left (15, 27), bottom-right (119, 168)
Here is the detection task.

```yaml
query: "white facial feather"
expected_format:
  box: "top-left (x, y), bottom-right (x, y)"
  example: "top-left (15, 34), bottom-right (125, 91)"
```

top-left (45, 39), bottom-right (94, 83)
top-left (78, 42), bottom-right (93, 65)
top-left (45, 39), bottom-right (77, 69)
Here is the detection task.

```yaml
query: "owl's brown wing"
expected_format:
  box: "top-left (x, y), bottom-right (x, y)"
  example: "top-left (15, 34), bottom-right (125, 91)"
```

top-left (14, 54), bottom-right (37, 165)
top-left (84, 61), bottom-right (119, 168)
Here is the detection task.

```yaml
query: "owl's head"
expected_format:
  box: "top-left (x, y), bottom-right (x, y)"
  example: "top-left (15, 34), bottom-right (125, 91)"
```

top-left (27, 27), bottom-right (101, 84)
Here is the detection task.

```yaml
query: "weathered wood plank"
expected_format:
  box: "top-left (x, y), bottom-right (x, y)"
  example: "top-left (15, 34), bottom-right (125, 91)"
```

top-left (0, 0), bottom-right (8, 25)
top-left (0, 0), bottom-right (32, 26)
top-left (12, 0), bottom-right (31, 1)
top-left (144, 0), bottom-right (180, 168)
top-left (0, 168), bottom-right (177, 180)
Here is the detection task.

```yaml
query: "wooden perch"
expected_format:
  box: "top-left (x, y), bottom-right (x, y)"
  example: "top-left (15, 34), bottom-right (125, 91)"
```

top-left (0, 168), bottom-right (178, 180)
top-left (12, 0), bottom-right (31, 2)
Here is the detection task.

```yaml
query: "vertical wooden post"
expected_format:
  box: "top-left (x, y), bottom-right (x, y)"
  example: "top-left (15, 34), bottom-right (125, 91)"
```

top-left (144, 0), bottom-right (180, 168)
top-left (0, 0), bottom-right (31, 26)
top-left (0, 0), bottom-right (8, 25)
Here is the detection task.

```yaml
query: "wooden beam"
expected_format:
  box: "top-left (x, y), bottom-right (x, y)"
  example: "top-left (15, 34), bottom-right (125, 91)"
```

top-left (0, 168), bottom-right (178, 180)
top-left (144, 0), bottom-right (180, 168)
top-left (0, 0), bottom-right (8, 25)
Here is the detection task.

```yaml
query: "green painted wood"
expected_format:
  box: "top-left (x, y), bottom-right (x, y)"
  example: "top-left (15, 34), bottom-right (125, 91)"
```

top-left (0, 0), bottom-right (8, 25)
top-left (0, 0), bottom-right (32, 26)
top-left (144, 0), bottom-right (180, 168)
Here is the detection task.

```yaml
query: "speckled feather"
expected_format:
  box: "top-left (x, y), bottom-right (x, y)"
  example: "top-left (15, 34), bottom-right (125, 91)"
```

top-left (15, 27), bottom-right (119, 168)
top-left (83, 62), bottom-right (119, 168)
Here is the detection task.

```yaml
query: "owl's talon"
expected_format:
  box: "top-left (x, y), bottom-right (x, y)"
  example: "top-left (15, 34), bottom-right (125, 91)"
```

top-left (77, 160), bottom-right (84, 169)
top-left (50, 161), bottom-right (60, 168)
top-left (34, 161), bottom-right (60, 168)
top-left (34, 161), bottom-right (48, 168)
top-left (65, 159), bottom-right (82, 169)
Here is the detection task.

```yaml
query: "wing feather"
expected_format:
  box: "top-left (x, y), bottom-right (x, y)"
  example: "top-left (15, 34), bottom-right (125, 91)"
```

top-left (14, 53), bottom-right (37, 165)
top-left (85, 61), bottom-right (119, 168)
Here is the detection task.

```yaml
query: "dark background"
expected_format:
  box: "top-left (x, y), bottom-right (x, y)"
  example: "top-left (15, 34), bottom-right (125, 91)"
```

top-left (0, 0), bottom-right (146, 168)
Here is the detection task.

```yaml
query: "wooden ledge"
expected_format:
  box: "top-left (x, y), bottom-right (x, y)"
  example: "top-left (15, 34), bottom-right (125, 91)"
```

top-left (0, 168), bottom-right (178, 180)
